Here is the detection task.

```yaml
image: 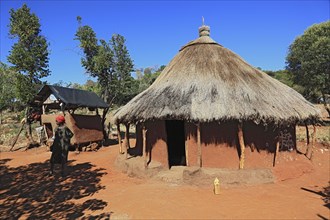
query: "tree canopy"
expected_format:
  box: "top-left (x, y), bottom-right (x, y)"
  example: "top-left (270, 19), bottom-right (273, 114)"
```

top-left (7, 4), bottom-right (50, 104)
top-left (75, 17), bottom-right (136, 105)
top-left (286, 21), bottom-right (330, 104)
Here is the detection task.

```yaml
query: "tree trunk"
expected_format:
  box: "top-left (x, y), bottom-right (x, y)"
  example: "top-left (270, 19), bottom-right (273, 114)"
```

top-left (322, 93), bottom-right (330, 117)
top-left (101, 108), bottom-right (109, 140)
top-left (305, 125), bottom-right (317, 159)
top-left (305, 123), bottom-right (310, 145)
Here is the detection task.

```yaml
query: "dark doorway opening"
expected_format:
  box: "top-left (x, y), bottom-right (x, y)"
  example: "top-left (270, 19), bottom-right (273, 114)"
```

top-left (165, 120), bottom-right (186, 167)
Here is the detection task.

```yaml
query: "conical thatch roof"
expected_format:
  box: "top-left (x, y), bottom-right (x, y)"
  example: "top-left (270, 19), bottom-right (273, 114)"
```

top-left (114, 25), bottom-right (319, 124)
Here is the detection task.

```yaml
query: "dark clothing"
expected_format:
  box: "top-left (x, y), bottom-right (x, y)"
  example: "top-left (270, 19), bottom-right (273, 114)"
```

top-left (50, 125), bottom-right (73, 165)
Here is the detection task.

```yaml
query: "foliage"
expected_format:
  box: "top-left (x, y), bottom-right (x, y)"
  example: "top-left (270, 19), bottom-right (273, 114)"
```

top-left (136, 66), bottom-right (163, 93)
top-left (110, 34), bottom-right (135, 105)
top-left (71, 80), bottom-right (102, 97)
top-left (75, 17), bottom-right (136, 105)
top-left (0, 63), bottom-right (16, 110)
top-left (7, 3), bottom-right (50, 104)
top-left (286, 21), bottom-right (330, 103)
top-left (264, 69), bottom-right (293, 86)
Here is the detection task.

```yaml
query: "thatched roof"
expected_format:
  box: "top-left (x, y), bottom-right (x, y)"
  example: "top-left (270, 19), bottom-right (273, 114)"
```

top-left (114, 25), bottom-right (319, 124)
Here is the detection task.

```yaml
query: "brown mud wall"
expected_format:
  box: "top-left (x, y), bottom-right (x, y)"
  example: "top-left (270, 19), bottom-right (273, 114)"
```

top-left (134, 120), bottom-right (296, 169)
top-left (41, 114), bottom-right (103, 145)
top-left (135, 121), bottom-right (169, 168)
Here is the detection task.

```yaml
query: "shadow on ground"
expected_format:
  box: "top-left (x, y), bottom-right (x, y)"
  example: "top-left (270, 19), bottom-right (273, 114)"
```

top-left (0, 158), bottom-right (112, 219)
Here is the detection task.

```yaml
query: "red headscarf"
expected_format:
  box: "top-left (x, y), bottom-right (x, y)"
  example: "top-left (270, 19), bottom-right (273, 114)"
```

top-left (55, 115), bottom-right (65, 123)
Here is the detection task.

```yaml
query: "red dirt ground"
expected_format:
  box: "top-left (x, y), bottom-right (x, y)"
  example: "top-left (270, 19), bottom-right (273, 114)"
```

top-left (0, 140), bottom-right (329, 219)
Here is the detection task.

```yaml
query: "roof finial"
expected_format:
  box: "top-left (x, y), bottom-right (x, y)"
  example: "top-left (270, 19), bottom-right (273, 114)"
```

top-left (198, 17), bottom-right (210, 37)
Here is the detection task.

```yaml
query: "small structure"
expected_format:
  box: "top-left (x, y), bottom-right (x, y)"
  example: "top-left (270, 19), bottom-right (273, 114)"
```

top-left (29, 85), bottom-right (109, 148)
top-left (114, 25), bottom-right (320, 170)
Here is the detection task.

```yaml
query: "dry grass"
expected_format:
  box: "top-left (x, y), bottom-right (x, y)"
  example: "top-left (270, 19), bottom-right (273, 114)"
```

top-left (296, 125), bottom-right (330, 147)
top-left (115, 28), bottom-right (319, 124)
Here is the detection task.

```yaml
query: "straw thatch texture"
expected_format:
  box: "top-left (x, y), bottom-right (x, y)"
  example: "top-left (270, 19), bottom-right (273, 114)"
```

top-left (114, 27), bottom-right (319, 124)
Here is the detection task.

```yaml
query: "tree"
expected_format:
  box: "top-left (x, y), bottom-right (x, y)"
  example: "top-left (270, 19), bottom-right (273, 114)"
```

top-left (136, 66), bottom-right (163, 93)
top-left (0, 63), bottom-right (17, 124)
top-left (286, 21), bottom-right (330, 115)
top-left (110, 34), bottom-right (135, 104)
top-left (7, 4), bottom-right (50, 104)
top-left (75, 17), bottom-right (136, 105)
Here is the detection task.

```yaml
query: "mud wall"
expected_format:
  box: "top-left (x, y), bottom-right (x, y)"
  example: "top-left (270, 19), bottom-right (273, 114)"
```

top-left (134, 120), bottom-right (296, 169)
top-left (41, 114), bottom-right (104, 145)
top-left (135, 121), bottom-right (169, 168)
top-left (185, 121), bottom-right (240, 168)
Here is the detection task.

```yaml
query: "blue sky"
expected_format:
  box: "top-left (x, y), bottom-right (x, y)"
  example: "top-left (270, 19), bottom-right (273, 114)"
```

top-left (1, 0), bottom-right (329, 85)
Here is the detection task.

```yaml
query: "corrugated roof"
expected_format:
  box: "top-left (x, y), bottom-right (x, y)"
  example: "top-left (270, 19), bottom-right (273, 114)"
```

top-left (30, 85), bottom-right (109, 109)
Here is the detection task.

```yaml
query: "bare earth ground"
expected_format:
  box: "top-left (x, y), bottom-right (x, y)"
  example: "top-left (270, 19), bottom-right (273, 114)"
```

top-left (0, 138), bottom-right (329, 220)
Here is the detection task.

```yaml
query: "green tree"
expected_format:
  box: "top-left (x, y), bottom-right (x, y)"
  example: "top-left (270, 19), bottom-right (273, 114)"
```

top-left (75, 17), bottom-right (115, 103)
top-left (110, 34), bottom-right (135, 104)
top-left (7, 4), bottom-right (50, 104)
top-left (264, 70), bottom-right (294, 87)
top-left (136, 66), bottom-right (163, 93)
top-left (286, 21), bottom-right (330, 115)
top-left (75, 17), bottom-right (136, 105)
top-left (0, 63), bottom-right (17, 123)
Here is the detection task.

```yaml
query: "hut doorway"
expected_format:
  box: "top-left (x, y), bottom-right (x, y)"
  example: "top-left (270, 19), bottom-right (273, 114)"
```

top-left (165, 120), bottom-right (186, 167)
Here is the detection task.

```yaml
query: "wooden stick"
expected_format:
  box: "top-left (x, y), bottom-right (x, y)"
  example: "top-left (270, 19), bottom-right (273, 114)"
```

top-left (117, 123), bottom-right (123, 154)
top-left (273, 134), bottom-right (280, 167)
top-left (238, 122), bottom-right (245, 169)
top-left (305, 123), bottom-right (310, 145)
top-left (10, 121), bottom-right (25, 151)
top-left (197, 123), bottom-right (202, 167)
top-left (185, 128), bottom-right (189, 166)
top-left (125, 123), bottom-right (130, 159)
top-left (306, 125), bottom-right (316, 159)
top-left (142, 124), bottom-right (147, 168)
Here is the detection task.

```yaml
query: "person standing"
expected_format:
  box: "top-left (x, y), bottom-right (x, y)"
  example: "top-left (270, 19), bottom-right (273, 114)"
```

top-left (50, 115), bottom-right (73, 176)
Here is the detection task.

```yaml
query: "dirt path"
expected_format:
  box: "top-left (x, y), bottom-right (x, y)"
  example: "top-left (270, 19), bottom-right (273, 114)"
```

top-left (0, 143), bottom-right (329, 219)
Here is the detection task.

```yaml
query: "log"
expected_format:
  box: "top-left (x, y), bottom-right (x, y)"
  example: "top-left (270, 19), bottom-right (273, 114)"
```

top-left (305, 125), bottom-right (316, 159)
top-left (117, 123), bottom-right (123, 154)
top-left (307, 125), bottom-right (317, 159)
top-left (305, 123), bottom-right (310, 145)
top-left (124, 123), bottom-right (130, 159)
top-left (238, 122), bottom-right (245, 169)
top-left (142, 124), bottom-right (147, 168)
top-left (273, 136), bottom-right (280, 167)
top-left (197, 123), bottom-right (202, 167)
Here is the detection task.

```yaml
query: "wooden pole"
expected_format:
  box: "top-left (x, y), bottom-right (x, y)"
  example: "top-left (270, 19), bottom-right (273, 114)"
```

top-left (273, 129), bottom-right (280, 167)
top-left (238, 122), bottom-right (245, 169)
top-left (124, 123), bottom-right (130, 159)
top-left (142, 124), bottom-right (147, 168)
top-left (117, 123), bottom-right (123, 154)
top-left (305, 125), bottom-right (316, 159)
top-left (197, 123), bottom-right (202, 167)
top-left (305, 123), bottom-right (310, 145)
top-left (185, 133), bottom-right (189, 167)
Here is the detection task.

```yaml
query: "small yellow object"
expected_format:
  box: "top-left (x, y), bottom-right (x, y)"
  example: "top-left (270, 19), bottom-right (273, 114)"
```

top-left (214, 177), bottom-right (220, 195)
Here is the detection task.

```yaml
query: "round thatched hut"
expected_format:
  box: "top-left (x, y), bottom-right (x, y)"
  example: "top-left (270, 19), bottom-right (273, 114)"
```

top-left (114, 25), bottom-right (319, 170)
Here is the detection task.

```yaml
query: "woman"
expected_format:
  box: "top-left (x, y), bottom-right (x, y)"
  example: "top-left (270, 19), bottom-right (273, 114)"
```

top-left (50, 115), bottom-right (73, 176)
